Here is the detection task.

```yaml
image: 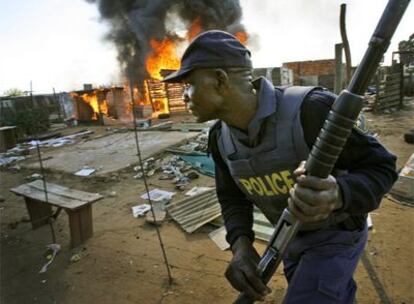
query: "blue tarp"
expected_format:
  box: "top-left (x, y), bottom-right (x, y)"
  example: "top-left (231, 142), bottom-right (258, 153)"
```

top-left (178, 154), bottom-right (215, 177)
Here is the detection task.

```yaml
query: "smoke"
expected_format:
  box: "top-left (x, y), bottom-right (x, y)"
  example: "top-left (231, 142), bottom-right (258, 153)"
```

top-left (86, 0), bottom-right (246, 86)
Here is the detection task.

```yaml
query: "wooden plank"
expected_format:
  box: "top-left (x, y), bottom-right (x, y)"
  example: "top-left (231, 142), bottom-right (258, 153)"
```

top-left (378, 90), bottom-right (401, 99)
top-left (384, 73), bottom-right (401, 80)
top-left (11, 182), bottom-right (102, 210)
top-left (13, 180), bottom-right (102, 203)
top-left (31, 180), bottom-right (102, 202)
top-left (378, 93), bottom-right (400, 103)
top-left (378, 82), bottom-right (400, 91)
top-left (12, 185), bottom-right (88, 210)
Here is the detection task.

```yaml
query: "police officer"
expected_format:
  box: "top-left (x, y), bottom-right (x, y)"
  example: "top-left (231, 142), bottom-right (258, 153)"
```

top-left (163, 30), bottom-right (398, 303)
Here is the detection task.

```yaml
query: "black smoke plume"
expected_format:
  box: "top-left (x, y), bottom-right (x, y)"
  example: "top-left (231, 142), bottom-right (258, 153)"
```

top-left (86, 0), bottom-right (246, 86)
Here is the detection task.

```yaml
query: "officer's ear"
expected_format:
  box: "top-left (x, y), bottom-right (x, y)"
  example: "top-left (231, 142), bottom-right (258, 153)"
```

top-left (213, 68), bottom-right (230, 92)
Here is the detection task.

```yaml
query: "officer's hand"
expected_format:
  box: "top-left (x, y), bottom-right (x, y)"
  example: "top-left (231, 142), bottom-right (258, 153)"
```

top-left (288, 161), bottom-right (343, 222)
top-left (225, 236), bottom-right (271, 301)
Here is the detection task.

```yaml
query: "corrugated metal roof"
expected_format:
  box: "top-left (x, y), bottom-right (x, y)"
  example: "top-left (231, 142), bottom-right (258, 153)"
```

top-left (210, 208), bottom-right (274, 242)
top-left (166, 189), bottom-right (221, 233)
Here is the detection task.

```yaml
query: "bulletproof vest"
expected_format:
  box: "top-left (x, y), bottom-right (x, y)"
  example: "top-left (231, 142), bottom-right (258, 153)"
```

top-left (218, 85), bottom-right (317, 225)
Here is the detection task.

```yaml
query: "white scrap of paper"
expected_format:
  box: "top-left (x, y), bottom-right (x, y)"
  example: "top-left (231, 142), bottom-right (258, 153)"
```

top-left (185, 186), bottom-right (214, 197)
top-left (367, 213), bottom-right (373, 229)
top-left (132, 204), bottom-right (151, 218)
top-left (74, 168), bottom-right (96, 176)
top-left (140, 189), bottom-right (175, 202)
top-left (39, 243), bottom-right (61, 274)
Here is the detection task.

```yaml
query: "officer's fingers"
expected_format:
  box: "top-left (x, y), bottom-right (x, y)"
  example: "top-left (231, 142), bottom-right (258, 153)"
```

top-left (226, 265), bottom-right (266, 301)
top-left (290, 188), bottom-right (326, 215)
top-left (288, 195), bottom-right (330, 222)
top-left (235, 272), bottom-right (265, 301)
top-left (293, 161), bottom-right (307, 176)
top-left (296, 174), bottom-right (337, 191)
top-left (292, 185), bottom-right (319, 206)
top-left (243, 266), bottom-right (269, 297)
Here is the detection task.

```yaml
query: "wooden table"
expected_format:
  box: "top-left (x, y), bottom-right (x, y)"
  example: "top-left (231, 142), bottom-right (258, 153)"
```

top-left (11, 180), bottom-right (103, 247)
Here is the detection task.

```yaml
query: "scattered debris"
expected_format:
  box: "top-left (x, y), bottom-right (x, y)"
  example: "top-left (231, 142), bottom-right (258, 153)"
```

top-left (132, 204), bottom-right (151, 218)
top-left (70, 253), bottom-right (83, 263)
top-left (185, 187), bottom-right (214, 197)
top-left (25, 173), bottom-right (43, 182)
top-left (367, 214), bottom-right (373, 229)
top-left (39, 243), bottom-right (61, 273)
top-left (166, 131), bottom-right (209, 155)
top-left (146, 209), bottom-right (167, 225)
top-left (140, 189), bottom-right (175, 202)
top-left (166, 188), bottom-right (221, 233)
top-left (0, 156), bottom-right (26, 168)
top-left (0, 129), bottom-right (94, 168)
top-left (74, 167), bottom-right (96, 177)
top-left (390, 153), bottom-right (414, 204)
top-left (0, 195), bottom-right (5, 203)
top-left (108, 191), bottom-right (117, 197)
top-left (208, 226), bottom-right (230, 251)
top-left (135, 118), bottom-right (152, 129)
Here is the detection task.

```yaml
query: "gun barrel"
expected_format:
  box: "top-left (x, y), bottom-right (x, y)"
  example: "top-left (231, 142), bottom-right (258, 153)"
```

top-left (348, 0), bottom-right (410, 95)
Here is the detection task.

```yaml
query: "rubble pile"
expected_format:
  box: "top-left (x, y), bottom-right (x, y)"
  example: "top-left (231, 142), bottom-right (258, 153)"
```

top-left (134, 155), bottom-right (199, 190)
top-left (0, 130), bottom-right (93, 168)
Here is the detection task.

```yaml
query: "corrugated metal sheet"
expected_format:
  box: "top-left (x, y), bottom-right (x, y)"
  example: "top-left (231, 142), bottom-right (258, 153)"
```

top-left (210, 208), bottom-right (274, 242)
top-left (166, 189), bottom-right (221, 233)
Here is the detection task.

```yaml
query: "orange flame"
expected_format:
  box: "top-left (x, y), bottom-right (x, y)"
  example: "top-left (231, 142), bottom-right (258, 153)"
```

top-left (188, 17), bottom-right (202, 40)
top-left (71, 91), bottom-right (108, 120)
top-left (235, 31), bottom-right (248, 45)
top-left (146, 38), bottom-right (180, 80)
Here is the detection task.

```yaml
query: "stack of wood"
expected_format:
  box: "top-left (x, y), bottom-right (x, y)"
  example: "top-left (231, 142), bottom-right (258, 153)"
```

top-left (165, 83), bottom-right (187, 113)
top-left (145, 79), bottom-right (169, 113)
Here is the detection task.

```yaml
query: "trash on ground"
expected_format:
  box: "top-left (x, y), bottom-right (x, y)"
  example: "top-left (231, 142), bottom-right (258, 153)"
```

top-left (367, 214), bottom-right (373, 229)
top-left (166, 188), bottom-right (221, 233)
top-left (70, 253), bottom-right (82, 263)
top-left (146, 209), bottom-right (167, 225)
top-left (132, 204), bottom-right (151, 218)
top-left (25, 173), bottom-right (43, 181)
top-left (390, 153), bottom-right (414, 204)
top-left (39, 243), bottom-right (61, 273)
top-left (185, 186), bottom-right (214, 197)
top-left (74, 167), bottom-right (96, 177)
top-left (208, 226), bottom-right (230, 251)
top-left (140, 189), bottom-right (175, 202)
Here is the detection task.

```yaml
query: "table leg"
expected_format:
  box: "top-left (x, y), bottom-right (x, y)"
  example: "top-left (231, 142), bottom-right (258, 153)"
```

top-left (67, 205), bottom-right (93, 248)
top-left (24, 198), bottom-right (52, 229)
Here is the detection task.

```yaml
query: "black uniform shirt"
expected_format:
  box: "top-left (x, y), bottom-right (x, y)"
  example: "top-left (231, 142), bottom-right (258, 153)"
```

top-left (208, 78), bottom-right (398, 245)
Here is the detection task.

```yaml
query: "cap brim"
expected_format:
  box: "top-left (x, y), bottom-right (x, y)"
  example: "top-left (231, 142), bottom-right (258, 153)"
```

top-left (162, 66), bottom-right (193, 83)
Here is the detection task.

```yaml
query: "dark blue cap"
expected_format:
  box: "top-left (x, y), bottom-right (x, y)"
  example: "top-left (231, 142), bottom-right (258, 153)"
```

top-left (162, 30), bottom-right (252, 83)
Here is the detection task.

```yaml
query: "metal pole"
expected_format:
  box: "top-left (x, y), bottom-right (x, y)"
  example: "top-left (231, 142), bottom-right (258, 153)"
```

top-left (129, 81), bottom-right (173, 285)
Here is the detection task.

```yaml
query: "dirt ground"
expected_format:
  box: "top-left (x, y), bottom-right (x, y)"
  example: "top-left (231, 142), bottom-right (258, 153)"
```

top-left (1, 106), bottom-right (413, 304)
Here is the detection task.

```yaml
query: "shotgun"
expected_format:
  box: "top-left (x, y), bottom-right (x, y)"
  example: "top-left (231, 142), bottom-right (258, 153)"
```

top-left (235, 0), bottom-right (410, 303)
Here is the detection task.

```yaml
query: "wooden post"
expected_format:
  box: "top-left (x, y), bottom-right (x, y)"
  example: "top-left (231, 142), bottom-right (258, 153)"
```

top-left (67, 205), bottom-right (93, 248)
top-left (24, 198), bottom-right (52, 229)
top-left (340, 4), bottom-right (353, 84)
top-left (335, 43), bottom-right (344, 94)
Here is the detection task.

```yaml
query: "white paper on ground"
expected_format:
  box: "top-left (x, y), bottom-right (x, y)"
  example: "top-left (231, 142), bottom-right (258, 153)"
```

top-left (208, 226), bottom-right (230, 251)
top-left (132, 204), bottom-right (151, 217)
top-left (185, 186), bottom-right (214, 197)
top-left (74, 168), bottom-right (96, 176)
top-left (140, 189), bottom-right (175, 202)
top-left (367, 213), bottom-right (373, 229)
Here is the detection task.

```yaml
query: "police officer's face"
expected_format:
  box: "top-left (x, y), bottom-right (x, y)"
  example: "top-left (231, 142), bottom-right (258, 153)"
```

top-left (182, 69), bottom-right (224, 122)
